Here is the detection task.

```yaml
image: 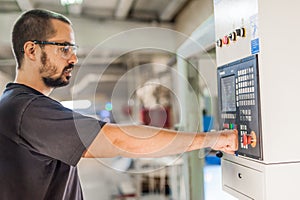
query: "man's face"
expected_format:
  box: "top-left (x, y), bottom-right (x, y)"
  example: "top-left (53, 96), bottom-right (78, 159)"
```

top-left (39, 50), bottom-right (74, 87)
top-left (38, 19), bottom-right (78, 88)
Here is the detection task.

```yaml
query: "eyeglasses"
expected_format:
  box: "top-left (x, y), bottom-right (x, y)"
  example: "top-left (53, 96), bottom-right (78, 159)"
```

top-left (32, 40), bottom-right (79, 59)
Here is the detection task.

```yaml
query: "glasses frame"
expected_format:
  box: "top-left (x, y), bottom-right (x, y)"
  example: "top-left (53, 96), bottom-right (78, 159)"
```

top-left (32, 40), bottom-right (79, 59)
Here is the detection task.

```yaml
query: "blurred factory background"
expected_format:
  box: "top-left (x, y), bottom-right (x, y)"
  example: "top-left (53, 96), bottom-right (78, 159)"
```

top-left (0, 0), bottom-right (236, 200)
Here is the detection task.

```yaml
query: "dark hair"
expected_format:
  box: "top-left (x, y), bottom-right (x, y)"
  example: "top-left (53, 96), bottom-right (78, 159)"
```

top-left (12, 9), bottom-right (71, 69)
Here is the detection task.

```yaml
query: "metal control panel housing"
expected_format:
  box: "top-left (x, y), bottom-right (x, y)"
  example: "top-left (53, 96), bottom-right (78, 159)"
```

top-left (217, 55), bottom-right (262, 160)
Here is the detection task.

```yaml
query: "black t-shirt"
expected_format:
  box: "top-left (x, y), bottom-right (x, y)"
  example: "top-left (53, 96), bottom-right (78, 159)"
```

top-left (0, 83), bottom-right (106, 200)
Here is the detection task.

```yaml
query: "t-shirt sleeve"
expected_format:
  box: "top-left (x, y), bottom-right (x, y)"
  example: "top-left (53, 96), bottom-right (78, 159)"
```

top-left (19, 96), bottom-right (106, 166)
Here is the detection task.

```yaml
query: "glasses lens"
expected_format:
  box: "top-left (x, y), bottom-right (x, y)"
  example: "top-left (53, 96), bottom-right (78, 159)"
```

top-left (33, 40), bottom-right (78, 59)
top-left (58, 45), bottom-right (77, 59)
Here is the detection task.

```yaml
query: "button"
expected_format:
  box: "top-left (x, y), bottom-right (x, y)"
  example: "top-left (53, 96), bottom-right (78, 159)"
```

top-left (223, 123), bottom-right (229, 129)
top-left (242, 134), bottom-right (248, 146)
top-left (222, 35), bottom-right (230, 45)
top-left (229, 123), bottom-right (235, 129)
top-left (242, 133), bottom-right (252, 146)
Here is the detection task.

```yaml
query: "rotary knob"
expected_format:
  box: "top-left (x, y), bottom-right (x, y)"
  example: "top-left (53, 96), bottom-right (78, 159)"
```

top-left (216, 38), bottom-right (223, 47)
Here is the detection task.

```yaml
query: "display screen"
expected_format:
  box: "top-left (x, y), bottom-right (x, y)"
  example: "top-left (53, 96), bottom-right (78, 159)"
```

top-left (221, 75), bottom-right (236, 112)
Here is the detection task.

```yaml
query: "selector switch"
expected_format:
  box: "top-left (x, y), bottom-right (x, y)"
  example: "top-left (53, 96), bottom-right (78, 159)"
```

top-left (236, 27), bottom-right (246, 37)
top-left (229, 32), bottom-right (237, 41)
top-left (216, 38), bottom-right (223, 47)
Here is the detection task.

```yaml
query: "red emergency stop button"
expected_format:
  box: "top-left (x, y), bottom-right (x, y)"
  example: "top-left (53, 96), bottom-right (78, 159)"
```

top-left (242, 134), bottom-right (249, 146)
top-left (242, 131), bottom-right (257, 147)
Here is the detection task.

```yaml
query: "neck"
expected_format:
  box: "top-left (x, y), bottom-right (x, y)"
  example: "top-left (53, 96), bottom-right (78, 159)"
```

top-left (14, 70), bottom-right (53, 96)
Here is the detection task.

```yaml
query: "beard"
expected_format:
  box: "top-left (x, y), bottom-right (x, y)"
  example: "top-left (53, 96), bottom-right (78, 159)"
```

top-left (40, 51), bottom-right (74, 88)
top-left (42, 73), bottom-right (70, 88)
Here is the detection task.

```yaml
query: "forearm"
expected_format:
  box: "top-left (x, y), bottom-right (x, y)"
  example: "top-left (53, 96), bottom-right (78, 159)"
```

top-left (84, 123), bottom-right (219, 158)
top-left (108, 124), bottom-right (203, 157)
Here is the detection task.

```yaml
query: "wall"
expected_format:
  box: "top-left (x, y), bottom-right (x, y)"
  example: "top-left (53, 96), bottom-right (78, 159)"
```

top-left (0, 71), bottom-right (13, 94)
top-left (175, 0), bottom-right (214, 45)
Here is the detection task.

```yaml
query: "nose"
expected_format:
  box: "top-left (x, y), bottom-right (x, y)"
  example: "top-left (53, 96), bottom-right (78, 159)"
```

top-left (68, 53), bottom-right (78, 65)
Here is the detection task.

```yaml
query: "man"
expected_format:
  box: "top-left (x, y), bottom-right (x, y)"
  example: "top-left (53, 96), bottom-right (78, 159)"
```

top-left (0, 9), bottom-right (237, 200)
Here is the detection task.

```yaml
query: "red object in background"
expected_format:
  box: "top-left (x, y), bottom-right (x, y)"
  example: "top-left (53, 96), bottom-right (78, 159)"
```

top-left (122, 105), bottom-right (132, 116)
top-left (141, 106), bottom-right (171, 128)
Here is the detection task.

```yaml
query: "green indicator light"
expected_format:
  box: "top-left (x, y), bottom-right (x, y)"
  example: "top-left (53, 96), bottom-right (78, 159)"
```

top-left (105, 102), bottom-right (112, 111)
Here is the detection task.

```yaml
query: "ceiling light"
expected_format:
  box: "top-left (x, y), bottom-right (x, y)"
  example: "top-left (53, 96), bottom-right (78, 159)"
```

top-left (60, 0), bottom-right (83, 6)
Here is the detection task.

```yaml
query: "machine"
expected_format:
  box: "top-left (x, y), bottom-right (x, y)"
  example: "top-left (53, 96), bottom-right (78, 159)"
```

top-left (218, 55), bottom-right (261, 160)
top-left (214, 0), bottom-right (300, 199)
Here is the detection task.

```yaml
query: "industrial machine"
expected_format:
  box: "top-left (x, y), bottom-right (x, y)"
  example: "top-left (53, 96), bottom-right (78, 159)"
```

top-left (214, 0), bottom-right (300, 199)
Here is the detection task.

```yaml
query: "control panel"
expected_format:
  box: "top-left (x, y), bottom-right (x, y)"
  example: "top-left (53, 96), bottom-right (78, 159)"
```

top-left (217, 55), bottom-right (262, 160)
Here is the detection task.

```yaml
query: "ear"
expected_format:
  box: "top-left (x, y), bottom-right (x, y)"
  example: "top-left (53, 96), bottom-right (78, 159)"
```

top-left (23, 41), bottom-right (38, 61)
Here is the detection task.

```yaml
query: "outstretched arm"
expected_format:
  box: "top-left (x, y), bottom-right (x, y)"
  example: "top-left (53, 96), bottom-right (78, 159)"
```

top-left (83, 123), bottom-right (238, 158)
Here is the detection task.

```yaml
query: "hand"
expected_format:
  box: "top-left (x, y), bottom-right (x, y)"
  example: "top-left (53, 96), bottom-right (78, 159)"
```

top-left (211, 129), bottom-right (238, 154)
